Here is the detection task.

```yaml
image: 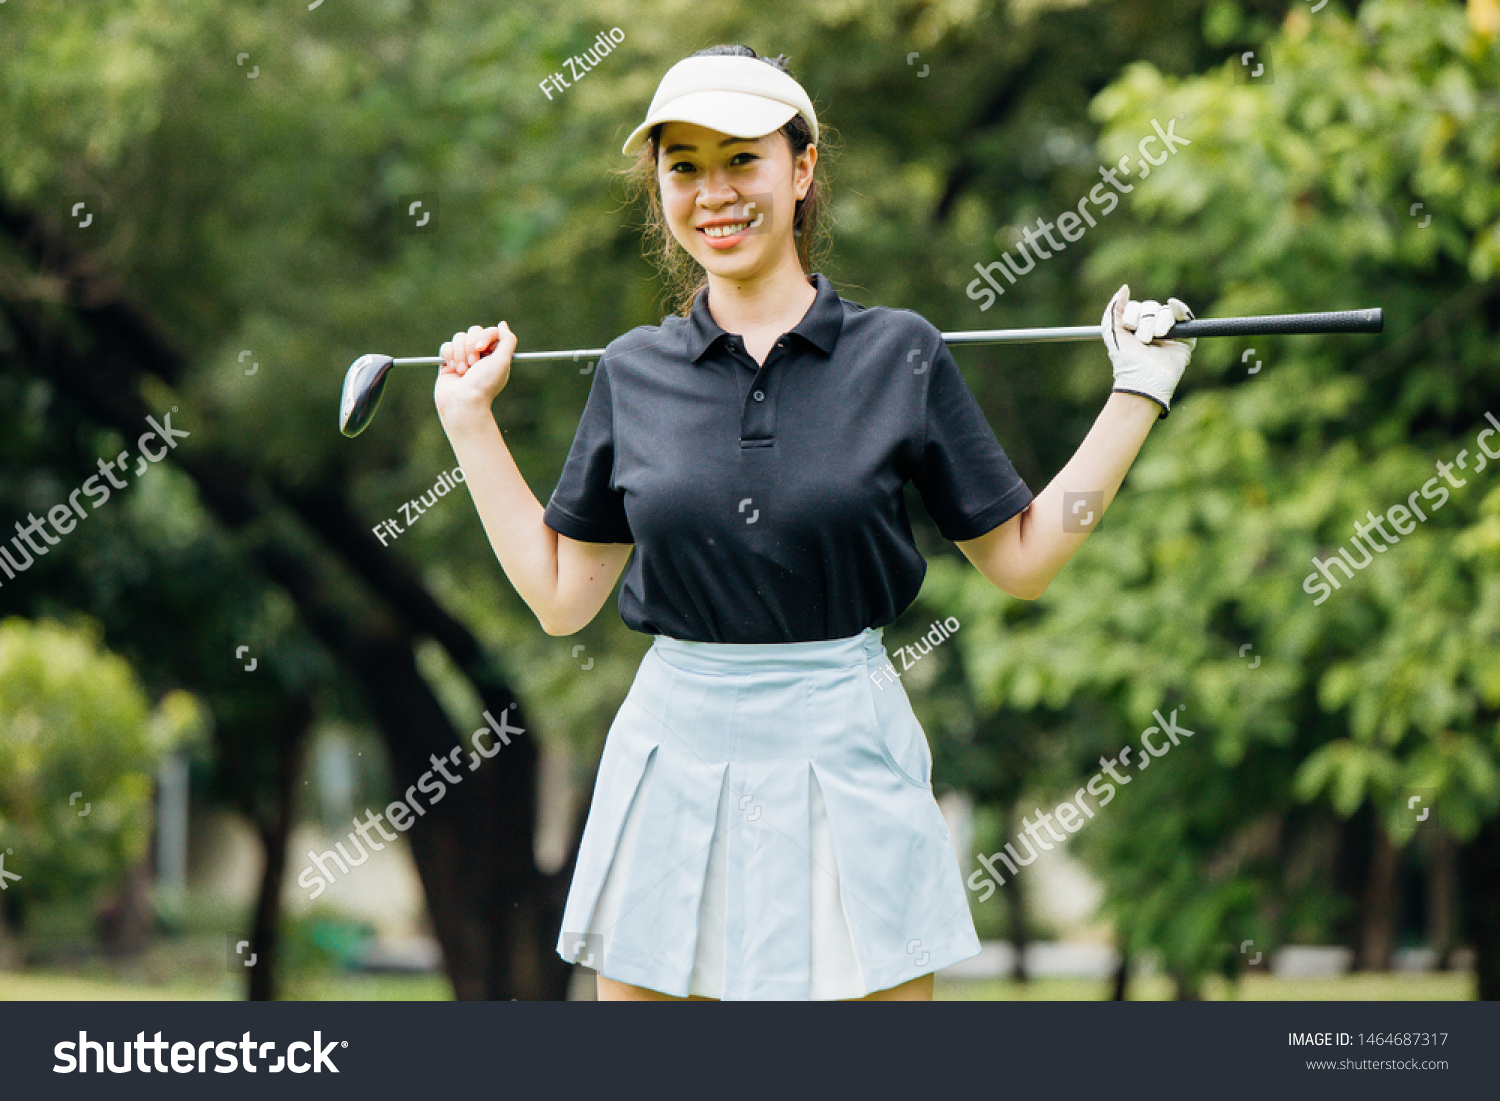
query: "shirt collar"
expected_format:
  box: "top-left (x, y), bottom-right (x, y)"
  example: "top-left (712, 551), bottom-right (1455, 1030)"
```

top-left (683, 272), bottom-right (844, 363)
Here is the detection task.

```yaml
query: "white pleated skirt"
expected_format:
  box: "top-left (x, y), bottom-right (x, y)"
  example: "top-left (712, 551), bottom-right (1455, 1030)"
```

top-left (555, 626), bottom-right (981, 1000)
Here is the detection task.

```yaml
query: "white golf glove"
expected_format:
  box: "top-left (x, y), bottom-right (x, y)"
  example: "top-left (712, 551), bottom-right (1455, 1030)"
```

top-left (1102, 283), bottom-right (1195, 419)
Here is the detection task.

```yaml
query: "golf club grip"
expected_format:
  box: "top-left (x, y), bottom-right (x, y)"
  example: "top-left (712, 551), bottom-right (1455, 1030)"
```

top-left (1171, 309), bottom-right (1383, 338)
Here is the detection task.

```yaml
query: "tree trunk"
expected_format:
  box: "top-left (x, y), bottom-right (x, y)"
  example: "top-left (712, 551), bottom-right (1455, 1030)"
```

top-left (1111, 950), bottom-right (1129, 1001)
top-left (1461, 813), bottom-right (1500, 1000)
top-left (246, 697), bottom-right (313, 1001)
top-left (1427, 829), bottom-right (1456, 971)
top-left (999, 804), bottom-right (1029, 983)
top-left (276, 485), bottom-right (571, 1000)
top-left (1356, 820), bottom-right (1399, 972)
top-left (0, 893), bottom-right (19, 971)
top-left (348, 630), bottom-right (548, 999)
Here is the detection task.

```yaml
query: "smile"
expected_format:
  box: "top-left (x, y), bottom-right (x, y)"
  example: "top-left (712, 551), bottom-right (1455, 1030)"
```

top-left (701, 222), bottom-right (750, 238)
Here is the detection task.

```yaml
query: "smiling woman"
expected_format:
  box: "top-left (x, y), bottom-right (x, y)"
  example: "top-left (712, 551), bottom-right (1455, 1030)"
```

top-left (534, 45), bottom-right (1012, 1003)
top-left (432, 41), bottom-right (1196, 1004)
top-left (619, 45), bottom-right (833, 319)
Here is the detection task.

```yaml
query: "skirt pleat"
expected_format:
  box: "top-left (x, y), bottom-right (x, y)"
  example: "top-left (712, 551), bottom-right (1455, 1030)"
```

top-left (721, 758), bottom-right (813, 999)
top-left (556, 626), bottom-right (980, 1000)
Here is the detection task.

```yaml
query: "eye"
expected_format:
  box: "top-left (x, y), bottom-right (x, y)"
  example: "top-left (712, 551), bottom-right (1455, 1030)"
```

top-left (731, 152), bottom-right (758, 166)
top-left (667, 160), bottom-right (697, 174)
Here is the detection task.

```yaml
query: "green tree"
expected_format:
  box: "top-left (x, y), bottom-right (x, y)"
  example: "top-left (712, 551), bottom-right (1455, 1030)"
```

top-left (936, 0), bottom-right (1500, 996)
top-left (0, 617), bottom-right (202, 935)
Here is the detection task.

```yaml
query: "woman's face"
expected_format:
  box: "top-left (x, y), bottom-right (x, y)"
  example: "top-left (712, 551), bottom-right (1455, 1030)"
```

top-left (656, 120), bottom-right (816, 283)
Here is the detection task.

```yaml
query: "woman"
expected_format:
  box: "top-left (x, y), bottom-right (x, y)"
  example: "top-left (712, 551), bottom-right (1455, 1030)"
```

top-left (435, 45), bottom-right (1193, 1001)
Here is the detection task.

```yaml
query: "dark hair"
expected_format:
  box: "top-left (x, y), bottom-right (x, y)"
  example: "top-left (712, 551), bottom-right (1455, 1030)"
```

top-left (622, 45), bottom-right (834, 316)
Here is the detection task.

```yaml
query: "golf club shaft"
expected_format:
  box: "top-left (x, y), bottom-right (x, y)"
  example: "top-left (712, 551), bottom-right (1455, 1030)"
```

top-left (392, 351), bottom-right (607, 364)
top-left (390, 308), bottom-right (1382, 364)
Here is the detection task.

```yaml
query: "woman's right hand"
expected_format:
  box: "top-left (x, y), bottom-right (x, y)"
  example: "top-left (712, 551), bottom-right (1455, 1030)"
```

top-left (435, 322), bottom-right (517, 422)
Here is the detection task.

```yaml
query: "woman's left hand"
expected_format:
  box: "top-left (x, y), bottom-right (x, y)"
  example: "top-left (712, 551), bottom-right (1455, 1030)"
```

top-left (1102, 284), bottom-right (1195, 419)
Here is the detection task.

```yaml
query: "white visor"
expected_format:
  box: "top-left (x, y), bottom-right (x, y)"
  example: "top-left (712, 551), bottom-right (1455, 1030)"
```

top-left (621, 55), bottom-right (818, 156)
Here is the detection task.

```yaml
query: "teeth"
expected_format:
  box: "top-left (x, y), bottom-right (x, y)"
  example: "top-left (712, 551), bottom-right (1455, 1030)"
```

top-left (703, 223), bottom-right (749, 238)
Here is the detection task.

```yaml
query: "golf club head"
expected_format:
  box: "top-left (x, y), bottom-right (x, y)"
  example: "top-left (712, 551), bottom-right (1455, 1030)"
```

top-left (340, 353), bottom-right (395, 437)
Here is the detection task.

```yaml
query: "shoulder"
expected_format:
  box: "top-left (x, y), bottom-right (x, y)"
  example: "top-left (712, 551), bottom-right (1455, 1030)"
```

top-left (600, 322), bottom-right (672, 360)
top-left (830, 294), bottom-right (947, 387)
top-left (597, 316), bottom-right (692, 376)
top-left (836, 295), bottom-right (943, 351)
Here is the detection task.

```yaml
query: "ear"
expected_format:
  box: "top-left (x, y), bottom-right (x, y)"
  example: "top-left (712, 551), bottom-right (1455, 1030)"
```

top-left (794, 144), bottom-right (818, 201)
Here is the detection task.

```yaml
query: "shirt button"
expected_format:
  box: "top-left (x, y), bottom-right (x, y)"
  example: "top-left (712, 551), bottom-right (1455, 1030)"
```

top-left (753, 389), bottom-right (765, 401)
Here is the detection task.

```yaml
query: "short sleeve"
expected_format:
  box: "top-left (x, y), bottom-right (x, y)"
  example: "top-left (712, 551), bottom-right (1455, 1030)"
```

top-left (911, 340), bottom-right (1034, 541)
top-left (543, 361), bottom-right (634, 544)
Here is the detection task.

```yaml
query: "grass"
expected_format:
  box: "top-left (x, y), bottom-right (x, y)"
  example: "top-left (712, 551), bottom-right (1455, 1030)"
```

top-left (5, 899), bottom-right (1477, 1001)
top-left (1, 967), bottom-right (1475, 1001)
top-left (0, 967), bottom-right (451, 1001)
top-left (0, 971), bottom-right (234, 1001)
top-left (934, 971), bottom-right (1477, 1001)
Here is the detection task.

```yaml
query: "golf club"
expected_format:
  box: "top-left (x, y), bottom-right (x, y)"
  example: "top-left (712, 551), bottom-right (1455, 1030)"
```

top-left (339, 307), bottom-right (1383, 437)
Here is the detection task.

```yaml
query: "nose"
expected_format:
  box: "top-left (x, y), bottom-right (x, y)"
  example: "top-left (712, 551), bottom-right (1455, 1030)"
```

top-left (695, 170), bottom-right (738, 209)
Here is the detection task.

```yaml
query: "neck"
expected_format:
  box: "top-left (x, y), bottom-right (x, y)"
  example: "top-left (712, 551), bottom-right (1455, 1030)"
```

top-left (704, 250), bottom-right (817, 335)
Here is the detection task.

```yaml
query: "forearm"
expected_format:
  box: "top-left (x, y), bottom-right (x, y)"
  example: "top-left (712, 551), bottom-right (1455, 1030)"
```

top-left (1012, 391), bottom-right (1160, 594)
top-left (438, 400), bottom-right (562, 630)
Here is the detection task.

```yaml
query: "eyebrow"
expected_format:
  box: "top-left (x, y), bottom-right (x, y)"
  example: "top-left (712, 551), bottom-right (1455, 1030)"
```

top-left (661, 136), bottom-right (758, 156)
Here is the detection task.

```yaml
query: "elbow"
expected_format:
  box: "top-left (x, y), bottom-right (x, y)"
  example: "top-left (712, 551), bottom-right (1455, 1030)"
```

top-left (541, 601), bottom-right (601, 637)
top-left (974, 561), bottom-right (1048, 600)
top-left (537, 605), bottom-right (577, 636)
top-left (1004, 573), bottom-right (1050, 601)
top-left (539, 615), bottom-right (576, 637)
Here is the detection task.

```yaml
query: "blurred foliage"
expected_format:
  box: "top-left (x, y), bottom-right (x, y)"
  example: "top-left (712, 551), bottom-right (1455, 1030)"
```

top-left (2, 0), bottom-right (1497, 995)
top-left (0, 617), bottom-right (205, 919)
top-left (926, 0), bottom-right (1500, 991)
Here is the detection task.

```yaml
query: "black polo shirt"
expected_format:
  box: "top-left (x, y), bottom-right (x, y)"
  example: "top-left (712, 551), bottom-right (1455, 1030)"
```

top-left (541, 272), bottom-right (1034, 643)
